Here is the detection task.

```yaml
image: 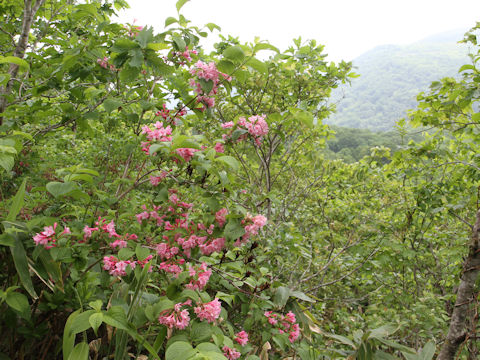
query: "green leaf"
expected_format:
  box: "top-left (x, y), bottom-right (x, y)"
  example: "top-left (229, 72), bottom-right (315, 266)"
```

top-left (89, 312), bottom-right (103, 335)
top-left (290, 290), bottom-right (315, 303)
top-left (291, 109), bottom-right (314, 128)
top-left (273, 286), bottom-right (291, 307)
top-left (11, 237), bottom-right (37, 298)
top-left (103, 98), bottom-right (122, 113)
top-left (148, 43), bottom-right (170, 51)
top-left (253, 43), bottom-right (280, 53)
top-left (6, 178), bottom-right (26, 221)
top-left (67, 342), bottom-right (89, 360)
top-left (472, 113), bottom-right (480, 122)
top-left (63, 309), bottom-right (81, 360)
top-left (0, 56), bottom-right (29, 70)
top-left (136, 27), bottom-right (154, 49)
top-left (246, 57), bottom-right (268, 74)
top-left (324, 333), bottom-right (355, 348)
top-left (369, 324), bottom-right (397, 339)
top-left (135, 243), bottom-right (150, 261)
top-left (120, 65), bottom-right (140, 82)
top-left (5, 292), bottom-right (30, 319)
top-left (215, 156), bottom-right (239, 171)
top-left (46, 181), bottom-right (77, 198)
top-left (458, 64), bottom-right (476, 73)
top-left (69, 310), bottom-right (96, 334)
top-left (0, 154), bottom-right (14, 172)
top-left (166, 341), bottom-right (196, 360)
top-left (176, 0), bottom-right (190, 12)
top-left (165, 17), bottom-right (178, 27)
top-left (191, 322), bottom-right (212, 342)
top-left (0, 145), bottom-right (17, 154)
top-left (224, 219), bottom-right (245, 241)
top-left (418, 341), bottom-right (435, 360)
top-left (205, 23), bottom-right (221, 32)
top-left (172, 36), bottom-right (186, 51)
top-left (223, 46), bottom-right (245, 62)
top-left (111, 38), bottom-right (139, 52)
top-left (217, 60), bottom-right (235, 74)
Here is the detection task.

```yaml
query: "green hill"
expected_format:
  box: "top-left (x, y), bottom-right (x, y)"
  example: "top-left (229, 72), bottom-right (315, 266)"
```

top-left (327, 29), bottom-right (470, 131)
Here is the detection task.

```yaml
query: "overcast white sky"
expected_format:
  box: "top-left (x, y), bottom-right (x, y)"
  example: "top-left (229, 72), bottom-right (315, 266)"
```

top-left (117, 0), bottom-right (480, 61)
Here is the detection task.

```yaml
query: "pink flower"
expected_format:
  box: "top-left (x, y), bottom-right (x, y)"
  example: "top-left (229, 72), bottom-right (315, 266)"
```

top-left (33, 223), bottom-right (58, 249)
top-left (136, 211), bottom-right (150, 223)
top-left (103, 256), bottom-right (135, 276)
top-left (185, 262), bottom-right (212, 291)
top-left (234, 330), bottom-right (249, 346)
top-left (176, 148), bottom-right (199, 162)
top-left (194, 298), bottom-right (221, 323)
top-left (214, 142), bottom-right (225, 153)
top-left (222, 346), bottom-right (241, 360)
top-left (158, 300), bottom-right (191, 330)
top-left (109, 239), bottom-right (128, 249)
top-left (198, 237), bottom-right (225, 256)
top-left (235, 213), bottom-right (267, 246)
top-left (156, 243), bottom-right (179, 260)
top-left (221, 121), bottom-right (234, 129)
top-left (215, 208), bottom-right (228, 227)
top-left (237, 114), bottom-right (269, 146)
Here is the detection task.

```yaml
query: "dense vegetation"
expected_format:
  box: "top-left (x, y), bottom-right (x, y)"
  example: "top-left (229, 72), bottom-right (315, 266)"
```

top-left (324, 126), bottom-right (424, 163)
top-left (328, 31), bottom-right (469, 131)
top-left (1, 1), bottom-right (480, 359)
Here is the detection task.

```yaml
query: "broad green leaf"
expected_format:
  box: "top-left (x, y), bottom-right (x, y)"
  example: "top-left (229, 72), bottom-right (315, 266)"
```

top-left (67, 342), bottom-right (89, 360)
top-left (46, 181), bottom-right (77, 198)
top-left (172, 36), bottom-right (186, 51)
top-left (290, 290), bottom-right (315, 303)
top-left (119, 65), bottom-right (140, 82)
top-left (166, 341), bottom-right (196, 360)
top-left (324, 333), bottom-right (355, 347)
top-left (253, 43), bottom-right (280, 53)
top-left (418, 341), bottom-right (435, 360)
top-left (176, 0), bottom-right (190, 12)
top-left (6, 178), bottom-right (26, 221)
top-left (89, 312), bottom-right (103, 335)
top-left (205, 23), bottom-right (221, 32)
top-left (165, 17), bottom-right (178, 27)
top-left (191, 322), bottom-right (212, 342)
top-left (69, 310), bottom-right (96, 335)
top-left (291, 109), bottom-right (314, 128)
top-left (246, 57), bottom-right (268, 74)
top-left (103, 98), bottom-right (122, 113)
top-left (369, 324), bottom-right (397, 339)
top-left (148, 43), bottom-right (170, 51)
top-left (63, 309), bottom-right (81, 360)
top-left (0, 145), bottom-right (17, 154)
top-left (273, 286), bottom-right (291, 307)
top-left (5, 291), bottom-right (30, 319)
top-left (224, 219), bottom-right (245, 241)
top-left (223, 46), bottom-right (245, 62)
top-left (217, 60), bottom-right (235, 74)
top-left (215, 156), bottom-right (240, 171)
top-left (11, 237), bottom-right (37, 298)
top-left (458, 64), bottom-right (476, 73)
top-left (136, 27), bottom-right (154, 49)
top-left (111, 38), bottom-right (139, 52)
top-left (0, 56), bottom-right (29, 70)
top-left (0, 154), bottom-right (14, 172)
top-left (472, 113), bottom-right (480, 122)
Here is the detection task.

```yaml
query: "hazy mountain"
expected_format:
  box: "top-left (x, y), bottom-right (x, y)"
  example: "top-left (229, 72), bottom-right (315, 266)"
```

top-left (326, 29), bottom-right (470, 131)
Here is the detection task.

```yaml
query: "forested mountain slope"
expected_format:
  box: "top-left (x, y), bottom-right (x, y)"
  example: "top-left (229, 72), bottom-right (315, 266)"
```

top-left (327, 29), bottom-right (470, 131)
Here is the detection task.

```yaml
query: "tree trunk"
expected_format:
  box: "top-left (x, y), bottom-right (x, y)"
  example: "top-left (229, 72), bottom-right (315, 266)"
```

top-left (0, 0), bottom-right (45, 125)
top-left (438, 209), bottom-right (480, 359)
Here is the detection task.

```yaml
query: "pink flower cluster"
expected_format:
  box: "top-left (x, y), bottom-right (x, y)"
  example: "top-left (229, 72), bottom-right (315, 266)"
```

top-left (96, 57), bottom-right (116, 71)
top-left (103, 256), bottom-right (136, 276)
top-left (158, 300), bottom-right (191, 330)
top-left (33, 223), bottom-right (70, 249)
top-left (238, 114), bottom-right (269, 146)
top-left (215, 208), bottom-right (228, 227)
top-left (150, 170), bottom-right (168, 186)
top-left (234, 330), bottom-right (249, 346)
top-left (176, 147), bottom-right (199, 162)
top-left (141, 121), bottom-right (173, 154)
top-left (235, 213), bottom-right (267, 246)
top-left (264, 311), bottom-right (300, 343)
top-left (194, 298), bottom-right (222, 323)
top-left (172, 46), bottom-right (198, 65)
top-left (158, 298), bottom-right (222, 330)
top-left (185, 262), bottom-right (211, 290)
top-left (189, 61), bottom-right (231, 109)
top-left (223, 346), bottom-right (241, 360)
